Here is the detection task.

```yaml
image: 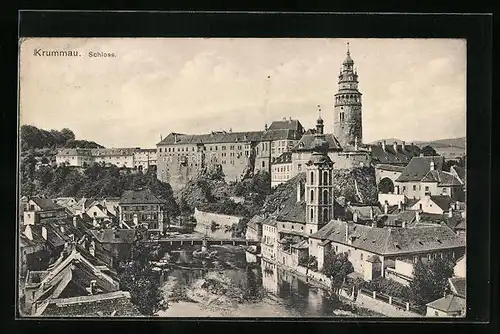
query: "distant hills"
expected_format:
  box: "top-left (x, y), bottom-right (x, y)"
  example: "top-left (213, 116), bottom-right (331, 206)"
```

top-left (369, 137), bottom-right (465, 149)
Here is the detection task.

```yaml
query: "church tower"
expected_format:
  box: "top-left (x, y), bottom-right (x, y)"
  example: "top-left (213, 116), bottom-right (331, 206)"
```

top-left (334, 42), bottom-right (363, 148)
top-left (305, 117), bottom-right (335, 235)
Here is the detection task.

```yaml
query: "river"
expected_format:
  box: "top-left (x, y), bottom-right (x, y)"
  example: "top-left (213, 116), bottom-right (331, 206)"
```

top-left (156, 245), bottom-right (358, 317)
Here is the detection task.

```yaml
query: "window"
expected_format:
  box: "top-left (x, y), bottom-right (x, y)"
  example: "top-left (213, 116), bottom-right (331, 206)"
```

top-left (425, 186), bottom-right (429, 191)
top-left (310, 171), bottom-right (314, 184)
top-left (413, 185), bottom-right (417, 191)
top-left (403, 186), bottom-right (406, 191)
top-left (419, 204), bottom-right (423, 210)
top-left (262, 161), bottom-right (265, 168)
top-left (434, 311), bottom-right (439, 316)
top-left (323, 171), bottom-right (329, 185)
top-left (323, 190), bottom-right (329, 204)
top-left (360, 253), bottom-right (363, 260)
top-left (310, 208), bottom-right (314, 221)
top-left (310, 189), bottom-right (314, 201)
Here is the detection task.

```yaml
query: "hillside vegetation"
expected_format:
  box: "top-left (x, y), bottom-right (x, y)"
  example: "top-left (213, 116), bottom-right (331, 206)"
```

top-left (21, 163), bottom-right (180, 218)
top-left (21, 125), bottom-right (104, 152)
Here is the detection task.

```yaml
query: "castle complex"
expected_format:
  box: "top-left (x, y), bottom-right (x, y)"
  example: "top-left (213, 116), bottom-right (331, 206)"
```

top-left (155, 44), bottom-right (422, 190)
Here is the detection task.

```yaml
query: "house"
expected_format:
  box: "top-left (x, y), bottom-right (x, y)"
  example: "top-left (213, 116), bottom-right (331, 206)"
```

top-left (118, 188), bottom-right (167, 233)
top-left (345, 204), bottom-right (383, 225)
top-left (308, 220), bottom-right (465, 283)
top-left (271, 151), bottom-right (293, 188)
top-left (85, 228), bottom-right (136, 268)
top-left (410, 195), bottom-right (453, 215)
top-left (85, 202), bottom-right (116, 226)
top-left (375, 164), bottom-right (406, 189)
top-left (261, 216), bottom-right (278, 261)
top-left (246, 214), bottom-right (264, 241)
top-left (394, 156), bottom-right (464, 200)
top-left (425, 277), bottom-right (466, 317)
top-left (23, 197), bottom-right (67, 225)
top-left (19, 225), bottom-right (49, 278)
top-left (23, 243), bottom-right (122, 316)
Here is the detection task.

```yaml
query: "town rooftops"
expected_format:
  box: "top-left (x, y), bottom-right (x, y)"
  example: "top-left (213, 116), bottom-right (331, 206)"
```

top-left (365, 143), bottom-right (421, 165)
top-left (310, 220), bottom-right (465, 256)
top-left (426, 195), bottom-right (454, 211)
top-left (262, 129), bottom-right (303, 141)
top-left (57, 148), bottom-right (93, 156)
top-left (451, 165), bottom-right (466, 183)
top-left (276, 194), bottom-right (306, 224)
top-left (90, 148), bottom-right (140, 156)
top-left (395, 156), bottom-right (445, 182)
top-left (119, 188), bottom-right (163, 205)
top-left (29, 197), bottom-right (65, 211)
top-left (347, 205), bottom-right (383, 221)
top-left (426, 294), bottom-right (465, 313)
top-left (89, 229), bottom-right (136, 244)
top-left (157, 131), bottom-right (264, 146)
top-left (292, 133), bottom-right (342, 152)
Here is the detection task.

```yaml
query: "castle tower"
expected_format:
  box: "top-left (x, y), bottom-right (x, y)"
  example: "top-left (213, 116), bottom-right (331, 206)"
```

top-left (333, 42), bottom-right (363, 148)
top-left (305, 118), bottom-right (335, 235)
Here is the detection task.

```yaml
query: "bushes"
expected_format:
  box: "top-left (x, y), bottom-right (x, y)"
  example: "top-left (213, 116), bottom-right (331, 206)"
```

top-left (360, 277), bottom-right (411, 301)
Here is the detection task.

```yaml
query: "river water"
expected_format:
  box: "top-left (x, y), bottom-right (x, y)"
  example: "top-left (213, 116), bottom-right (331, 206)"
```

top-left (156, 245), bottom-right (353, 317)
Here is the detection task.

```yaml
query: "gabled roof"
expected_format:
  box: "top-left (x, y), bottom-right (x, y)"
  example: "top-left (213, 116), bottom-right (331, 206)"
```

top-left (427, 195), bottom-right (453, 211)
top-left (366, 143), bottom-right (421, 165)
top-left (451, 166), bottom-right (466, 183)
top-left (30, 197), bottom-right (64, 211)
top-left (421, 170), bottom-right (463, 186)
top-left (119, 188), bottom-right (163, 205)
top-left (292, 133), bottom-right (343, 152)
top-left (426, 294), bottom-right (465, 313)
top-left (310, 220), bottom-right (465, 256)
top-left (395, 156), bottom-right (445, 182)
top-left (276, 191), bottom-right (306, 224)
top-left (449, 277), bottom-right (466, 298)
top-left (347, 205), bottom-right (383, 220)
top-left (271, 151), bottom-right (293, 164)
top-left (262, 129), bottom-right (302, 141)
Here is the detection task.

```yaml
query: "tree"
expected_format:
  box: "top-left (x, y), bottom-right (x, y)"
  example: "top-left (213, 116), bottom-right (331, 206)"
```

top-left (409, 256), bottom-right (454, 307)
top-left (421, 145), bottom-right (438, 157)
top-left (321, 251), bottom-right (354, 289)
top-left (378, 178), bottom-right (394, 194)
top-left (118, 235), bottom-right (168, 316)
top-left (60, 128), bottom-right (76, 142)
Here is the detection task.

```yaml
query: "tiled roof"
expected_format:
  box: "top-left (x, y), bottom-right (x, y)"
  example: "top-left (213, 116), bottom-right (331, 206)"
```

top-left (449, 277), bottom-right (466, 298)
top-left (157, 131), bottom-right (264, 146)
top-left (90, 148), bottom-right (140, 156)
top-left (426, 294), bottom-right (465, 313)
top-left (267, 119), bottom-right (304, 132)
top-left (395, 156), bottom-right (445, 182)
top-left (271, 151), bottom-right (293, 164)
top-left (57, 148), bottom-right (93, 156)
top-left (89, 229), bottom-right (136, 244)
top-left (421, 170), bottom-right (463, 186)
top-left (347, 205), bottom-right (383, 220)
top-left (310, 220), bottom-right (465, 256)
top-left (42, 291), bottom-right (141, 317)
top-left (119, 188), bottom-right (163, 204)
top-left (262, 129), bottom-right (302, 141)
top-left (365, 143), bottom-right (421, 165)
top-left (375, 164), bottom-right (406, 173)
top-left (30, 197), bottom-right (64, 211)
top-left (428, 195), bottom-right (453, 211)
top-left (291, 239), bottom-right (309, 249)
top-left (292, 133), bottom-right (342, 152)
top-left (276, 195), bottom-right (306, 224)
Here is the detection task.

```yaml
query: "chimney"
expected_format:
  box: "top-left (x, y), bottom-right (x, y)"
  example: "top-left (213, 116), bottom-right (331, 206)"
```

top-left (398, 201), bottom-right (402, 210)
top-left (60, 226), bottom-right (65, 234)
top-left (264, 123), bottom-right (268, 131)
top-left (370, 207), bottom-right (374, 220)
top-left (24, 225), bottom-right (33, 241)
top-left (89, 240), bottom-right (95, 256)
top-left (296, 181), bottom-right (302, 202)
top-left (345, 223), bottom-right (349, 242)
top-left (382, 141), bottom-right (386, 151)
top-left (174, 134), bottom-right (178, 143)
top-left (402, 221), bottom-right (406, 228)
top-left (371, 221), bottom-right (376, 228)
top-left (430, 161), bottom-right (435, 171)
top-left (448, 206), bottom-right (453, 218)
top-left (89, 280), bottom-right (97, 295)
top-left (384, 203), bottom-right (388, 214)
top-left (354, 137), bottom-right (358, 151)
top-left (393, 142), bottom-right (398, 152)
top-left (402, 141), bottom-right (406, 150)
top-left (93, 217), bottom-right (98, 227)
top-left (133, 214), bottom-right (138, 226)
top-left (73, 216), bottom-right (77, 228)
top-left (41, 226), bottom-right (47, 240)
top-left (416, 211), bottom-right (420, 222)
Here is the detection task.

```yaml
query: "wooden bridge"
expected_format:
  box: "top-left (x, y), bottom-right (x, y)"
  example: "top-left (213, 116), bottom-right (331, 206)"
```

top-left (142, 237), bottom-right (260, 247)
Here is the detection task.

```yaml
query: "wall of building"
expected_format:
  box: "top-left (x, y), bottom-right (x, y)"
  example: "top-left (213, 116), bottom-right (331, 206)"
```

top-left (378, 193), bottom-right (406, 206)
top-left (426, 306), bottom-right (461, 317)
top-left (411, 196), bottom-right (447, 214)
top-left (271, 162), bottom-right (293, 188)
top-left (261, 224), bottom-right (277, 261)
top-left (193, 208), bottom-right (242, 238)
top-left (375, 169), bottom-right (403, 185)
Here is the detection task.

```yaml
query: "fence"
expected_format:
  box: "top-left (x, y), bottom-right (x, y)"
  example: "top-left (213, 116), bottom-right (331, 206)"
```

top-left (356, 288), bottom-right (423, 317)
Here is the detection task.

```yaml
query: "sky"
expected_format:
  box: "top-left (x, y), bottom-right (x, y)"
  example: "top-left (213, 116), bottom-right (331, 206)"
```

top-left (19, 38), bottom-right (466, 148)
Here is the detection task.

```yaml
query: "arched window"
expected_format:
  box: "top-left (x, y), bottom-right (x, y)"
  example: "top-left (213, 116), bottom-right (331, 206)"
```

top-left (310, 189), bottom-right (314, 202)
top-left (310, 171), bottom-right (314, 185)
top-left (323, 208), bottom-right (329, 223)
top-left (310, 208), bottom-right (314, 221)
top-left (323, 189), bottom-right (329, 204)
top-left (323, 171), bottom-right (329, 185)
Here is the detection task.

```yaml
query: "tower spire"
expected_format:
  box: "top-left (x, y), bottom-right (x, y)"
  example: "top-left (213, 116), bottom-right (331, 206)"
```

top-left (347, 41), bottom-right (350, 56)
